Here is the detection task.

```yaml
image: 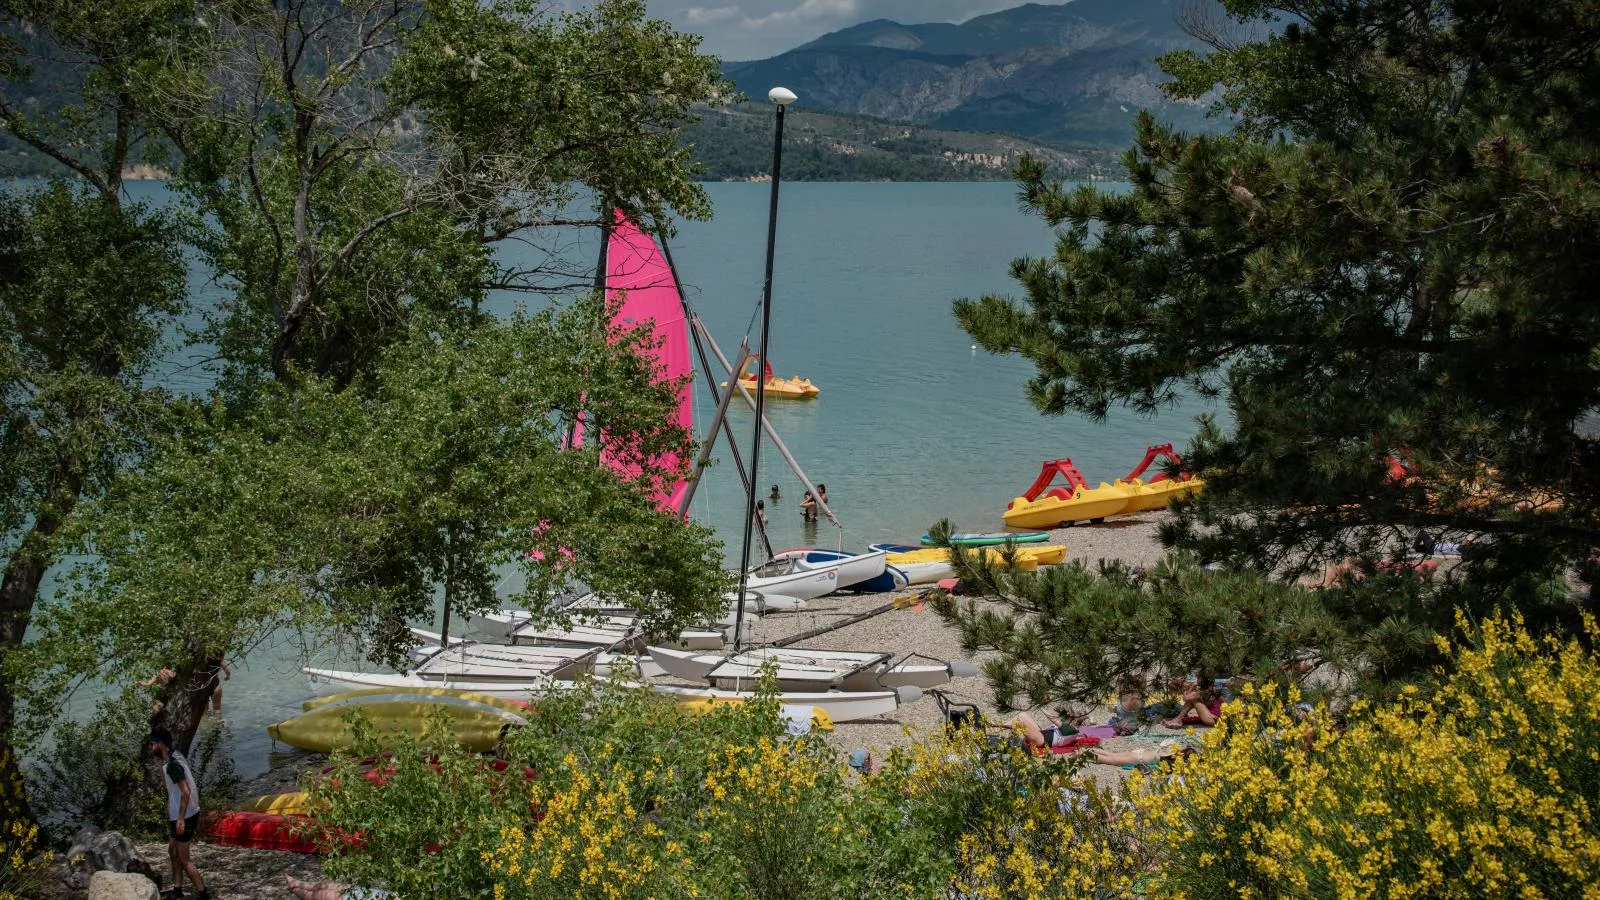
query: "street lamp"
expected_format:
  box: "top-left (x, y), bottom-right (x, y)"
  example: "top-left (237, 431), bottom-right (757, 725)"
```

top-left (732, 86), bottom-right (796, 652)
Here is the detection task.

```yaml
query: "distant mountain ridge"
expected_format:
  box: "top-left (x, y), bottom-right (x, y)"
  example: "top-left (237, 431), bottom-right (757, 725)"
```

top-left (723, 0), bottom-right (1217, 144)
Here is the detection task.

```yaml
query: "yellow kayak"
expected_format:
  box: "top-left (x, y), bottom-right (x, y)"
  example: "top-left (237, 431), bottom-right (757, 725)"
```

top-left (885, 544), bottom-right (1066, 571)
top-left (238, 790), bottom-right (313, 817)
top-left (1004, 482), bottom-right (1137, 529)
top-left (268, 691), bottom-right (528, 754)
top-left (1118, 477), bottom-right (1203, 513)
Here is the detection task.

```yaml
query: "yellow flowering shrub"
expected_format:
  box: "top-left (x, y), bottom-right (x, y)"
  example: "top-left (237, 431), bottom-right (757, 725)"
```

top-left (0, 750), bottom-right (46, 900)
top-left (867, 723), bottom-right (1153, 900)
top-left (1133, 612), bottom-right (1600, 899)
top-left (688, 735), bottom-right (846, 900)
top-left (484, 751), bottom-right (689, 900)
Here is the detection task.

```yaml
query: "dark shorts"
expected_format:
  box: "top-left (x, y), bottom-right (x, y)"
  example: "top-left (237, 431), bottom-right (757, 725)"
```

top-left (168, 813), bottom-right (200, 843)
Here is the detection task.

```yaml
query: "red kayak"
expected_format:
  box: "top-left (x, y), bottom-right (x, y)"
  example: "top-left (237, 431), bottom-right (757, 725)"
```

top-left (205, 810), bottom-right (321, 854)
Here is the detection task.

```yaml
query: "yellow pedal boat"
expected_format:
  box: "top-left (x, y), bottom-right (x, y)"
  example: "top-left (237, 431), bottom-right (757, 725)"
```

top-left (1117, 476), bottom-right (1204, 513)
top-left (720, 359), bottom-right (819, 398)
top-left (1004, 482), bottom-right (1137, 529)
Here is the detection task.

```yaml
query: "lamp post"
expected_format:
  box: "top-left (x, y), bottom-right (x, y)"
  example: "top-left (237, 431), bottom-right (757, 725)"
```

top-left (732, 86), bottom-right (796, 652)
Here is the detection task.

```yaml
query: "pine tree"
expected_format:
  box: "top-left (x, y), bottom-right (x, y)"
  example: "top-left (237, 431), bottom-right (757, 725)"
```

top-left (955, 0), bottom-right (1600, 603)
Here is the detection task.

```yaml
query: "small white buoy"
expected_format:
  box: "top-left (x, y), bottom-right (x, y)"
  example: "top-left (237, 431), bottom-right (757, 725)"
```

top-left (970, 344), bottom-right (977, 353)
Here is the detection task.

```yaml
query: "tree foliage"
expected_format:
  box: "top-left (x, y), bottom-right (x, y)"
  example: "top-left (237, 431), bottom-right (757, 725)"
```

top-left (21, 302), bottom-right (727, 750)
top-left (0, 0), bottom-right (733, 829)
top-left (955, 0), bottom-right (1600, 599)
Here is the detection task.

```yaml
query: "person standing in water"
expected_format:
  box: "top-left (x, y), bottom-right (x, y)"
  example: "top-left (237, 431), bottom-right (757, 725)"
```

top-left (147, 728), bottom-right (209, 900)
top-left (768, 484), bottom-right (781, 502)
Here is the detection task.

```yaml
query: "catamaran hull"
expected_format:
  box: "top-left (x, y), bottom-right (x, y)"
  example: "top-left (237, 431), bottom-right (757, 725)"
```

top-left (305, 668), bottom-right (563, 697)
top-left (649, 684), bottom-right (912, 723)
top-left (647, 646), bottom-right (960, 693)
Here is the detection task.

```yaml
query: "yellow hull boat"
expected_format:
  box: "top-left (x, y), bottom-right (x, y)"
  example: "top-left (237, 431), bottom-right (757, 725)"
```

top-left (884, 544), bottom-right (1066, 571)
top-left (238, 790), bottom-right (313, 817)
top-left (720, 359), bottom-right (818, 398)
top-left (1004, 482), bottom-right (1137, 529)
top-left (721, 375), bottom-right (819, 398)
top-left (1118, 477), bottom-right (1204, 513)
top-left (268, 691), bottom-right (529, 754)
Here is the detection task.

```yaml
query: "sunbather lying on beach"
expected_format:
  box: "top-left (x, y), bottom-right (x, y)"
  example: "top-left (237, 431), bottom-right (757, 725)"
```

top-left (1007, 710), bottom-right (1079, 754)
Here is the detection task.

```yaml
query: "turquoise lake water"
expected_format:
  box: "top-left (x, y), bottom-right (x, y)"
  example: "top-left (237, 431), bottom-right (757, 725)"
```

top-left (64, 181), bottom-right (1219, 778)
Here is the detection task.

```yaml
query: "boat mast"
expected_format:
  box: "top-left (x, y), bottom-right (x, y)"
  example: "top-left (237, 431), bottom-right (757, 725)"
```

top-left (733, 89), bottom-right (795, 652)
top-left (660, 238), bottom-right (773, 559)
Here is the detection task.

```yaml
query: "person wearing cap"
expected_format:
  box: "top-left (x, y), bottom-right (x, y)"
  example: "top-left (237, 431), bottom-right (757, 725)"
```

top-left (146, 728), bottom-right (209, 900)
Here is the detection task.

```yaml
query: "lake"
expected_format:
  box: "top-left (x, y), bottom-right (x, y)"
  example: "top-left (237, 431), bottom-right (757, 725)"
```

top-left (81, 180), bottom-right (1219, 778)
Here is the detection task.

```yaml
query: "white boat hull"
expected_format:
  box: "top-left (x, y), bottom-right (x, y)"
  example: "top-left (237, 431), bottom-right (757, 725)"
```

top-left (648, 645), bottom-right (721, 682)
top-left (304, 668), bottom-right (566, 698)
top-left (743, 563), bottom-right (844, 601)
top-left (891, 560), bottom-right (953, 585)
top-left (650, 684), bottom-right (917, 723)
top-left (647, 646), bottom-right (965, 693)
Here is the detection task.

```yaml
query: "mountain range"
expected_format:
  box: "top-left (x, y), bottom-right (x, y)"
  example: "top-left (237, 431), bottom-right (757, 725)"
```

top-left (722, 0), bottom-right (1219, 144)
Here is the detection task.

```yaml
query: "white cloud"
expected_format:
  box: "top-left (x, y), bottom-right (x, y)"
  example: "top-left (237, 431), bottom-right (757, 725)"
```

top-left (739, 0), bottom-right (861, 30)
top-left (685, 5), bottom-right (742, 24)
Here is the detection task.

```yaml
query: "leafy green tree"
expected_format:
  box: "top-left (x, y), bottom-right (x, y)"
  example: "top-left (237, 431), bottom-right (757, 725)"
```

top-left (956, 1), bottom-right (1600, 625)
top-left (0, 0), bottom-right (196, 823)
top-left (154, 0), bottom-right (728, 386)
top-left (22, 303), bottom-right (727, 757)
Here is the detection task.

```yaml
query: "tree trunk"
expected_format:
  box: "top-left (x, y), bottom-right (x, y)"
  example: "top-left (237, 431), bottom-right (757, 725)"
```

top-left (0, 519), bottom-right (68, 827)
top-left (151, 655), bottom-right (223, 756)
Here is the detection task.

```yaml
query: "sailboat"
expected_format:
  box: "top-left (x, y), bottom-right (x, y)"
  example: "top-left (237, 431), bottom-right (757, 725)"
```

top-left (595, 209), bottom-right (921, 720)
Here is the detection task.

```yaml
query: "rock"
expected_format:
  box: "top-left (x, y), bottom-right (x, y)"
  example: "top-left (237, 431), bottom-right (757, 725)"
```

top-left (86, 871), bottom-right (158, 900)
top-left (62, 827), bottom-right (148, 890)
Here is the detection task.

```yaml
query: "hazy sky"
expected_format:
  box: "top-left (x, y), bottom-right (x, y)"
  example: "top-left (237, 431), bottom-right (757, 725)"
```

top-left (642, 0), bottom-right (1074, 60)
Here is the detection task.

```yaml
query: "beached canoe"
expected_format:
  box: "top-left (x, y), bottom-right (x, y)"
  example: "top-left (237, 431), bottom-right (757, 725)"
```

top-left (268, 691), bottom-right (528, 753)
top-left (868, 543), bottom-right (952, 585)
top-left (920, 531), bottom-right (1050, 547)
top-left (874, 544), bottom-right (1066, 580)
top-left (650, 683), bottom-right (919, 723)
top-left (650, 645), bottom-right (975, 692)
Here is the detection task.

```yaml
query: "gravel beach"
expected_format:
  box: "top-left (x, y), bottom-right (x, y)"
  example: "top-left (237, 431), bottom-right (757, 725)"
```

top-left (742, 512), bottom-right (1193, 789)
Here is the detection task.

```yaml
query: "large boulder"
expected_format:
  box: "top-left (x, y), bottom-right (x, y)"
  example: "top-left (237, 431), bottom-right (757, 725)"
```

top-left (62, 826), bottom-right (151, 889)
top-left (86, 871), bottom-right (159, 900)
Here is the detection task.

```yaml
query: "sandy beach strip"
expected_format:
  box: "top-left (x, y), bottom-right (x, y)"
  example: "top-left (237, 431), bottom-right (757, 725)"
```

top-left (733, 512), bottom-right (1192, 786)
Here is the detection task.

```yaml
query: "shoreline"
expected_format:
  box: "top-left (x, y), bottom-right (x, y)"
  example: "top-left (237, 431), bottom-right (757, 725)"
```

top-left (43, 515), bottom-right (1176, 897)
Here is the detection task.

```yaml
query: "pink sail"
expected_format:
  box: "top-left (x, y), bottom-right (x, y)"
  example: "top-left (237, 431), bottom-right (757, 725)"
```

top-left (572, 211), bottom-right (693, 512)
